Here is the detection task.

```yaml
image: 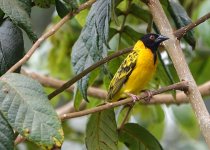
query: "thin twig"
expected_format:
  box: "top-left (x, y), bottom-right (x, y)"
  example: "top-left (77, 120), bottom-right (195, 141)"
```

top-left (22, 70), bottom-right (107, 100)
top-left (119, 105), bottom-right (133, 129)
top-left (22, 70), bottom-right (210, 111)
top-left (60, 81), bottom-right (188, 120)
top-left (55, 80), bottom-right (210, 116)
top-left (174, 12), bottom-right (210, 39)
top-left (147, 0), bottom-right (210, 147)
top-left (6, 0), bottom-right (96, 73)
top-left (48, 47), bottom-right (132, 99)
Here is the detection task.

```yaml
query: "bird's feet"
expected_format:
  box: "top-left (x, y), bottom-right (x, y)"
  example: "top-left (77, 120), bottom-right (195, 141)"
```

top-left (126, 93), bottom-right (139, 103)
top-left (141, 90), bottom-right (153, 102)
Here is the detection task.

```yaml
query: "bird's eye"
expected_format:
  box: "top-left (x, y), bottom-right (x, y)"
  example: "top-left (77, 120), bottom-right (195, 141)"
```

top-left (149, 35), bottom-right (155, 41)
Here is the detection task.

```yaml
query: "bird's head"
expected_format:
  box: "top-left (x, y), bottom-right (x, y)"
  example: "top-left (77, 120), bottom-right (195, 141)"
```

top-left (141, 33), bottom-right (169, 52)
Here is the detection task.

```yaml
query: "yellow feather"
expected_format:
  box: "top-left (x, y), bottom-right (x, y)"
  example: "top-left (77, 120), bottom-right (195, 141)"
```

top-left (107, 40), bottom-right (158, 101)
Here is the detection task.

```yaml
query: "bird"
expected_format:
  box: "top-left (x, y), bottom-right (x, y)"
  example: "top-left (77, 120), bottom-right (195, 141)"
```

top-left (107, 33), bottom-right (169, 102)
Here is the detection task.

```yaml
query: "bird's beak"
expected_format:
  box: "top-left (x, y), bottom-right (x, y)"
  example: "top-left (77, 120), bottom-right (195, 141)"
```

top-left (155, 35), bottom-right (169, 43)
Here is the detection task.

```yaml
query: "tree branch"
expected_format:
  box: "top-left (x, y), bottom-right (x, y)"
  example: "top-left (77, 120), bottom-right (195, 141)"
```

top-left (55, 81), bottom-right (210, 116)
top-left (6, 0), bottom-right (96, 73)
top-left (146, 0), bottom-right (210, 147)
top-left (22, 70), bottom-right (210, 105)
top-left (48, 47), bottom-right (132, 99)
top-left (60, 81), bottom-right (188, 120)
top-left (174, 12), bottom-right (210, 39)
top-left (22, 70), bottom-right (107, 100)
top-left (47, 12), bottom-right (210, 100)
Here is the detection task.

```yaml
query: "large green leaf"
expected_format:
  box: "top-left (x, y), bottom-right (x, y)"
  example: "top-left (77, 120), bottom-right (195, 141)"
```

top-left (119, 123), bottom-right (163, 150)
top-left (71, 0), bottom-right (111, 102)
top-left (0, 73), bottom-right (64, 149)
top-left (85, 109), bottom-right (118, 150)
top-left (18, 0), bottom-right (32, 15)
top-left (0, 0), bottom-right (37, 41)
top-left (0, 18), bottom-right (24, 75)
top-left (0, 111), bottom-right (14, 150)
top-left (168, 0), bottom-right (196, 48)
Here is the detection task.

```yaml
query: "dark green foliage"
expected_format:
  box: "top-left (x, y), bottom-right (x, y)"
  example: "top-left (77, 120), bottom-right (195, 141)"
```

top-left (168, 0), bottom-right (196, 48)
top-left (0, 0), bottom-right (37, 41)
top-left (71, 0), bottom-right (112, 102)
top-left (0, 19), bottom-right (24, 75)
top-left (119, 123), bottom-right (163, 150)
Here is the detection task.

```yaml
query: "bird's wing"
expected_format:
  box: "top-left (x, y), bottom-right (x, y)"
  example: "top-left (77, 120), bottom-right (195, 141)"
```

top-left (107, 51), bottom-right (138, 100)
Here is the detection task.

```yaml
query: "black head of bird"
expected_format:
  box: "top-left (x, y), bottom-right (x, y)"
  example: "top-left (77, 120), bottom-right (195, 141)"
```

top-left (141, 33), bottom-right (169, 52)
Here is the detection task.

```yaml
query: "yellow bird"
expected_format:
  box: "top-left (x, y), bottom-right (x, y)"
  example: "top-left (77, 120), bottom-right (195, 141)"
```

top-left (107, 33), bottom-right (169, 102)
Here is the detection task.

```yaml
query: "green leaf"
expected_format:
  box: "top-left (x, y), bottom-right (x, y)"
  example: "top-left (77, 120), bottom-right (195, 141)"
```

top-left (34, 0), bottom-right (54, 8)
top-left (0, 73), bottom-right (64, 149)
top-left (0, 111), bottom-right (14, 150)
top-left (71, 0), bottom-right (112, 101)
top-left (75, 9), bottom-right (89, 27)
top-left (129, 4), bottom-right (151, 22)
top-left (119, 123), bottom-right (163, 150)
top-left (0, 18), bottom-right (24, 75)
top-left (0, 0), bottom-right (37, 41)
top-left (168, 0), bottom-right (196, 48)
top-left (0, 9), bottom-right (4, 20)
top-left (85, 109), bottom-right (118, 150)
top-left (55, 0), bottom-right (69, 18)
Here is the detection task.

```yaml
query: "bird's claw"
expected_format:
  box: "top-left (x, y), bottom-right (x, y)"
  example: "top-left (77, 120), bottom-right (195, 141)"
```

top-left (141, 90), bottom-right (152, 102)
top-left (126, 93), bottom-right (139, 103)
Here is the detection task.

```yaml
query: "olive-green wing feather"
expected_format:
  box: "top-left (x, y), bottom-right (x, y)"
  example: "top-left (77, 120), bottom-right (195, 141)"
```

top-left (107, 51), bottom-right (138, 100)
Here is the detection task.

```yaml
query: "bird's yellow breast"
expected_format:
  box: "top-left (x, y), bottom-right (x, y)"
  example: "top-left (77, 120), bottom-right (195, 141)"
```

top-left (121, 40), bottom-right (157, 95)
